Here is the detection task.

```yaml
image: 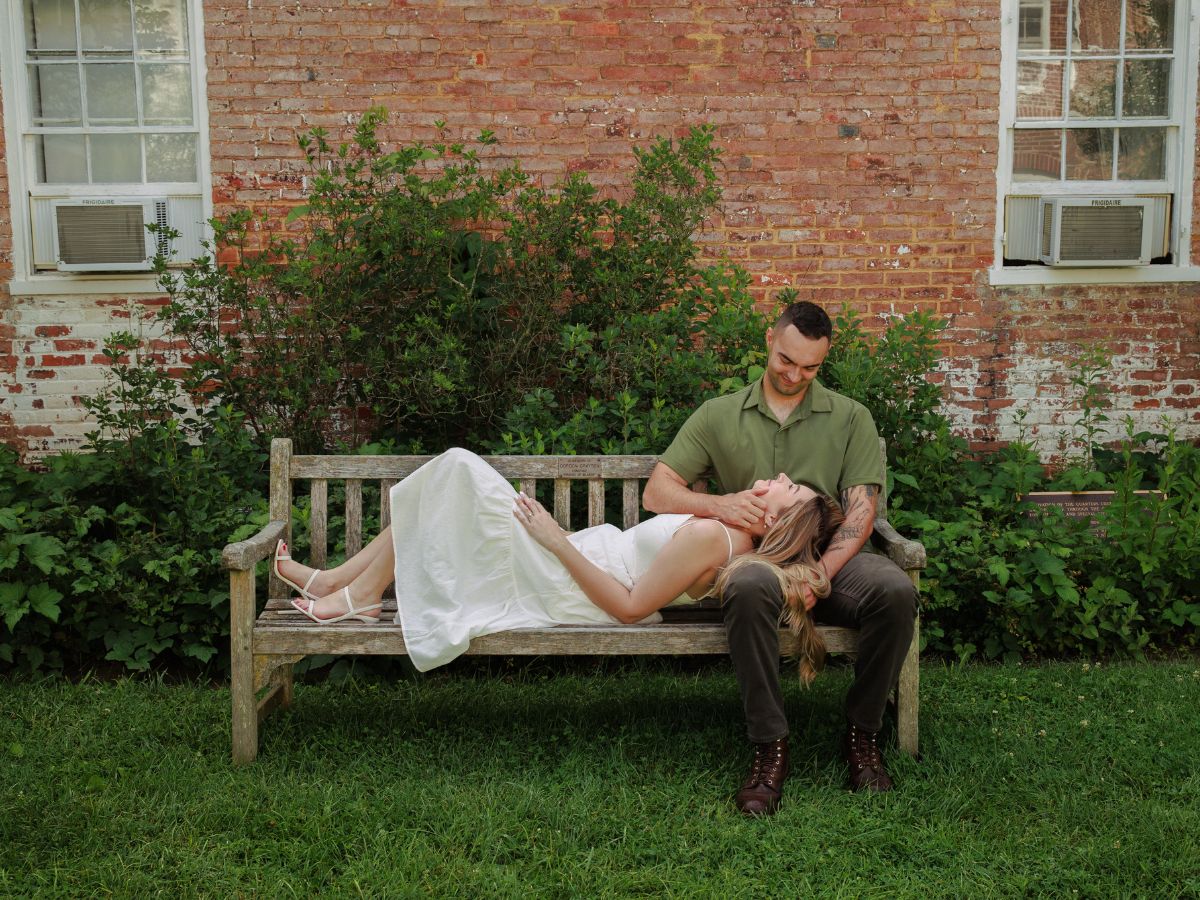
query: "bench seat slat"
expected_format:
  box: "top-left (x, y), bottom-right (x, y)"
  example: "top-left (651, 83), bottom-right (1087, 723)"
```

top-left (252, 600), bottom-right (860, 656)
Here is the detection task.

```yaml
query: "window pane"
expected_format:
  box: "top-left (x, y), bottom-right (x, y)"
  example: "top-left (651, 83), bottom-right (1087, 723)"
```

top-left (91, 133), bottom-right (142, 182)
top-left (1122, 59), bottom-right (1170, 117)
top-left (84, 63), bottom-right (137, 123)
top-left (1017, 60), bottom-right (1064, 119)
top-left (1065, 128), bottom-right (1114, 179)
top-left (1125, 0), bottom-right (1173, 50)
top-left (28, 63), bottom-right (82, 124)
top-left (1073, 0), bottom-right (1121, 53)
top-left (135, 0), bottom-right (188, 52)
top-left (1019, 0), bottom-right (1070, 54)
top-left (80, 0), bottom-right (134, 50)
top-left (36, 134), bottom-right (88, 183)
top-left (1118, 127), bottom-right (1166, 179)
top-left (1012, 129), bottom-right (1062, 180)
top-left (1069, 60), bottom-right (1117, 118)
top-left (142, 64), bottom-right (193, 124)
top-left (24, 0), bottom-right (79, 51)
top-left (146, 133), bottom-right (197, 181)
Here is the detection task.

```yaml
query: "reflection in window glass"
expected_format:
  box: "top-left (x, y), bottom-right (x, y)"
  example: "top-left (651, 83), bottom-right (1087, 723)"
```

top-left (91, 133), bottom-right (142, 182)
top-left (1073, 0), bottom-right (1121, 52)
top-left (1118, 128), bottom-right (1166, 179)
top-left (84, 63), bottom-right (137, 123)
top-left (142, 64), bottom-right (193, 124)
top-left (28, 64), bottom-right (82, 124)
top-left (1068, 60), bottom-right (1116, 118)
top-left (1017, 60), bottom-right (1064, 119)
top-left (1012, 129), bottom-right (1062, 180)
top-left (25, 0), bottom-right (77, 51)
top-left (80, 0), bottom-right (134, 50)
top-left (1065, 128), bottom-right (1113, 179)
top-left (37, 134), bottom-right (88, 183)
top-left (1124, 0), bottom-right (1173, 49)
top-left (146, 134), bottom-right (197, 181)
top-left (135, 0), bottom-right (188, 52)
top-left (1123, 60), bottom-right (1171, 118)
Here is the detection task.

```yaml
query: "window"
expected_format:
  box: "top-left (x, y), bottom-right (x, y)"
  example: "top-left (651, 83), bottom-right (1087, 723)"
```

top-left (1, 0), bottom-right (207, 283)
top-left (995, 0), bottom-right (1200, 281)
top-left (25, 0), bottom-right (198, 185)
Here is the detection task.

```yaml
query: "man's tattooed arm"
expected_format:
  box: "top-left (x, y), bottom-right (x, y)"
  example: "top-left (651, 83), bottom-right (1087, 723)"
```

top-left (820, 483), bottom-right (879, 577)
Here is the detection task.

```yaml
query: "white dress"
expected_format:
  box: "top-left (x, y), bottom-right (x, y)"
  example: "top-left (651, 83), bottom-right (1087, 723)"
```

top-left (389, 448), bottom-right (699, 671)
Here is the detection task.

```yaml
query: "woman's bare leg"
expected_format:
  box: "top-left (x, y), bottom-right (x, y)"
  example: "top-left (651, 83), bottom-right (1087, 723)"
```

top-left (277, 526), bottom-right (395, 597)
top-left (296, 533), bottom-right (396, 619)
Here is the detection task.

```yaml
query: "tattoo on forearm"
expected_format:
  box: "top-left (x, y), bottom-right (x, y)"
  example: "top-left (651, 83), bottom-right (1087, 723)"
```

top-left (828, 484), bottom-right (878, 555)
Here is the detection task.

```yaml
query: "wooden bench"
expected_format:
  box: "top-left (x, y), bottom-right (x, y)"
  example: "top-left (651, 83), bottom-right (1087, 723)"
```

top-left (223, 438), bottom-right (926, 764)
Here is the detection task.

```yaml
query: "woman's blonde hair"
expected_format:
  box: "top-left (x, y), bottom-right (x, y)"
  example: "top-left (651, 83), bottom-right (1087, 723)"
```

top-left (714, 493), bottom-right (845, 685)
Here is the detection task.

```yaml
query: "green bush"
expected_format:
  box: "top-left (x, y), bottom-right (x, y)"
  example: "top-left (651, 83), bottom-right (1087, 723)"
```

top-left (154, 110), bottom-right (748, 455)
top-left (0, 334), bottom-right (268, 673)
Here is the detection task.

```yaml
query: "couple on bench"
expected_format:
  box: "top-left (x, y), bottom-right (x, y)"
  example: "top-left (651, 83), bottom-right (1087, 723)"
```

top-left (273, 301), bottom-right (918, 815)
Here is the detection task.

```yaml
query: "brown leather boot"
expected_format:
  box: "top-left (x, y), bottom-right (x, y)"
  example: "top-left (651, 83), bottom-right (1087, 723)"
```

top-left (843, 722), bottom-right (894, 792)
top-left (735, 737), bottom-right (789, 816)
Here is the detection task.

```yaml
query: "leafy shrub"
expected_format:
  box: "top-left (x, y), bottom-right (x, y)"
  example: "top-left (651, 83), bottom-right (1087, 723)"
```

top-left (155, 110), bottom-right (743, 455)
top-left (0, 334), bottom-right (268, 673)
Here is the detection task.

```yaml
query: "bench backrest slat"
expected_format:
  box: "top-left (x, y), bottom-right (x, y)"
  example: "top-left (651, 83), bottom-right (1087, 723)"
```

top-left (310, 479), bottom-right (328, 568)
top-left (380, 479), bottom-right (395, 528)
top-left (588, 479), bottom-right (605, 527)
top-left (345, 479), bottom-right (363, 557)
top-left (553, 479), bottom-right (571, 530)
top-left (290, 454), bottom-right (658, 480)
top-left (622, 479), bottom-right (640, 530)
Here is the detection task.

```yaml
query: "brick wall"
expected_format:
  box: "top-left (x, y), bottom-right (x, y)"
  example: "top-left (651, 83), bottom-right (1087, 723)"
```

top-left (0, 78), bottom-right (14, 452)
top-left (2, 0), bottom-right (1199, 459)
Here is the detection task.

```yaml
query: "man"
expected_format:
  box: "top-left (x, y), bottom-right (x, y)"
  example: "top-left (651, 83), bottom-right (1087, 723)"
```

top-left (642, 301), bottom-right (917, 815)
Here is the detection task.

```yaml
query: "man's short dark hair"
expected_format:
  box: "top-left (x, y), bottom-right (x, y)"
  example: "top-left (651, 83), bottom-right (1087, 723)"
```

top-left (775, 301), bottom-right (832, 342)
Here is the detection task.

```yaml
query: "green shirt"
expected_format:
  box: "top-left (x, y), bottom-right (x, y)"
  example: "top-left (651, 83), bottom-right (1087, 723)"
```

top-left (659, 378), bottom-right (882, 499)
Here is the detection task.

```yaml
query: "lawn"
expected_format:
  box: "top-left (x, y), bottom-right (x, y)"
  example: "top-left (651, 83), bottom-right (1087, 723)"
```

top-left (2, 658), bottom-right (1198, 898)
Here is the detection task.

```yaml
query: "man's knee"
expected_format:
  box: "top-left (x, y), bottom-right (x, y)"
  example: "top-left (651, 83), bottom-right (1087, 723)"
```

top-left (720, 562), bottom-right (784, 621)
top-left (833, 554), bottom-right (918, 627)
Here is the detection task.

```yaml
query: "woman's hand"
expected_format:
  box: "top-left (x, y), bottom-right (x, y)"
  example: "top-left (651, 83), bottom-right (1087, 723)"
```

top-left (513, 492), bottom-right (568, 553)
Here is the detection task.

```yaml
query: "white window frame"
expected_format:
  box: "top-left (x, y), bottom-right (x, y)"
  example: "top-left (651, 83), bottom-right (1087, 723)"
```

top-left (0, 0), bottom-right (212, 295)
top-left (992, 0), bottom-right (1200, 285)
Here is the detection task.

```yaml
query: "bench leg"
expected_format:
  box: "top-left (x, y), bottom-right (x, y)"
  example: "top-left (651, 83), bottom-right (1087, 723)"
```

top-left (896, 612), bottom-right (920, 758)
top-left (231, 568), bottom-right (258, 766)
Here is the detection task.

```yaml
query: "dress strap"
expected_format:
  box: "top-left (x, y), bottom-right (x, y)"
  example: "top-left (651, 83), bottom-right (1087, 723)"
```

top-left (675, 517), bottom-right (735, 565)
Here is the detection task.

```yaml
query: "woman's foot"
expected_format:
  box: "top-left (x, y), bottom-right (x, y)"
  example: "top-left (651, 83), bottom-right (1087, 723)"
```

top-left (273, 540), bottom-right (338, 599)
top-left (291, 587), bottom-right (382, 624)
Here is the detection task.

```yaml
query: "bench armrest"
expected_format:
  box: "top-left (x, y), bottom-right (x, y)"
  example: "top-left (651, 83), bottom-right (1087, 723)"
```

top-left (871, 518), bottom-right (927, 571)
top-left (222, 520), bottom-right (288, 571)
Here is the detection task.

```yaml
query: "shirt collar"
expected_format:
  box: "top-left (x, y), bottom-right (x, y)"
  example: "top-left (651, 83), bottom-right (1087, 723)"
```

top-left (744, 377), bottom-right (833, 423)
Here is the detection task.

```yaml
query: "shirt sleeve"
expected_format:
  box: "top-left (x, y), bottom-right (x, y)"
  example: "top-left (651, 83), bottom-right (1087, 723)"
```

top-left (838, 402), bottom-right (883, 492)
top-left (659, 402), bottom-right (715, 483)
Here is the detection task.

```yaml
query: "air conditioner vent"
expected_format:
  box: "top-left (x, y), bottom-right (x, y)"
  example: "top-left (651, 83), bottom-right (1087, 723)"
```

top-left (1037, 196), bottom-right (1155, 267)
top-left (51, 198), bottom-right (159, 272)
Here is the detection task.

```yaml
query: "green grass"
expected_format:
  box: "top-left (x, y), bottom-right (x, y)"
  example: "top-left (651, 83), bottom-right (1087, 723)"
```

top-left (2, 659), bottom-right (1198, 898)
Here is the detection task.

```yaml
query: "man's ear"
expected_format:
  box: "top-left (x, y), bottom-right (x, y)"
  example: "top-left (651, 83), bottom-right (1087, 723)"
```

top-left (765, 326), bottom-right (774, 351)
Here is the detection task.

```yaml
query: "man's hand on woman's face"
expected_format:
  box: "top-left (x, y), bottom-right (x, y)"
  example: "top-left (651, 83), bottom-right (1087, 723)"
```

top-left (712, 489), bottom-right (769, 529)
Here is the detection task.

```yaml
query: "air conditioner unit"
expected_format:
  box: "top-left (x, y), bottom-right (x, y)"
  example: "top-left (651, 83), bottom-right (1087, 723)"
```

top-left (50, 198), bottom-right (169, 272)
top-left (1038, 196), bottom-right (1155, 267)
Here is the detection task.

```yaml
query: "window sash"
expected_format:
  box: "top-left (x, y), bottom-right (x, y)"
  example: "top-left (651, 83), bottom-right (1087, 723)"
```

top-left (22, 0), bottom-right (198, 186)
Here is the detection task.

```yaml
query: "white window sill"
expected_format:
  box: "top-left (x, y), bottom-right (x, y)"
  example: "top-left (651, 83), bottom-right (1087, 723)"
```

top-left (7, 275), bottom-right (168, 297)
top-left (989, 265), bottom-right (1200, 287)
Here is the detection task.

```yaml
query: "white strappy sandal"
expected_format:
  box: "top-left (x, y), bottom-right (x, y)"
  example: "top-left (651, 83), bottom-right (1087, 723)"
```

top-left (273, 539), bottom-right (323, 604)
top-left (291, 588), bottom-right (382, 625)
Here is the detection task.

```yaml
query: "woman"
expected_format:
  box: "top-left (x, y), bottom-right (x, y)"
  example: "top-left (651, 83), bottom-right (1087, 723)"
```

top-left (274, 448), bottom-right (842, 674)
